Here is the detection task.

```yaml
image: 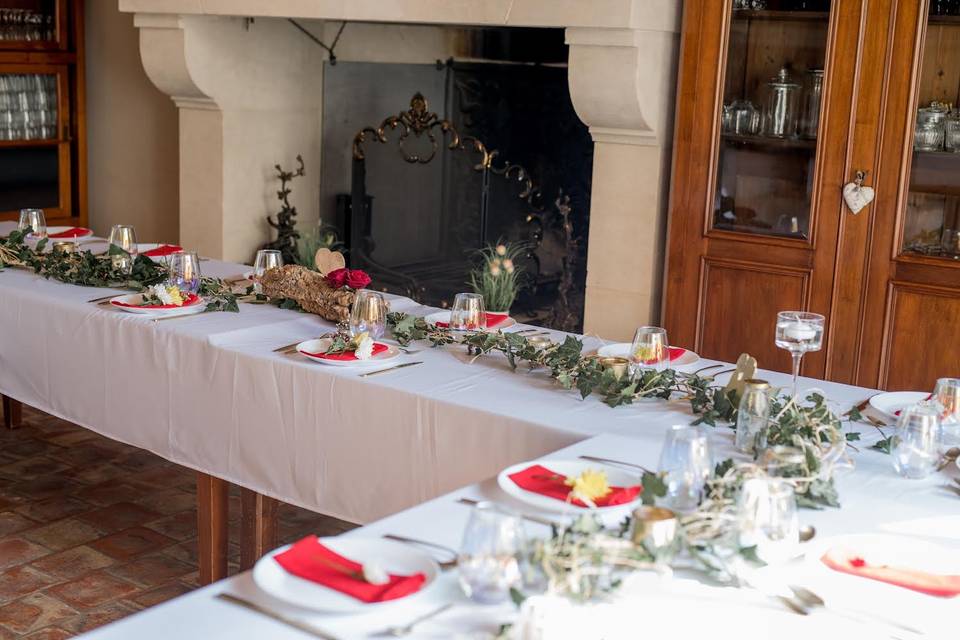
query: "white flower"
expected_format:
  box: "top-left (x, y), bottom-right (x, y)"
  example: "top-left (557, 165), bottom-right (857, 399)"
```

top-left (496, 244), bottom-right (507, 256)
top-left (354, 335), bottom-right (375, 360)
top-left (490, 264), bottom-right (502, 277)
top-left (361, 561), bottom-right (389, 585)
top-left (503, 258), bottom-right (515, 273)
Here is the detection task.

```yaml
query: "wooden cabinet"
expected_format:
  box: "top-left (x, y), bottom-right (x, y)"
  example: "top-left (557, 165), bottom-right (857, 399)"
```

top-left (665, 0), bottom-right (960, 391)
top-left (0, 0), bottom-right (85, 227)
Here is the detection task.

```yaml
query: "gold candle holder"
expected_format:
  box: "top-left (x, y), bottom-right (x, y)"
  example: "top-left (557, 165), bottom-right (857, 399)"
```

top-left (631, 506), bottom-right (678, 560)
top-left (599, 356), bottom-right (630, 379)
top-left (52, 241), bottom-right (77, 254)
top-left (527, 335), bottom-right (553, 349)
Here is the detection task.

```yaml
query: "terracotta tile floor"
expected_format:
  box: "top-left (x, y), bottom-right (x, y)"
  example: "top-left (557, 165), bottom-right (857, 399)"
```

top-left (0, 404), bottom-right (356, 638)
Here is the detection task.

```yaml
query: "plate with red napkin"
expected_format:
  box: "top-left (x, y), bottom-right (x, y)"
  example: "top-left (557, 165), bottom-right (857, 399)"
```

top-left (296, 337), bottom-right (401, 367)
top-left (139, 243), bottom-right (184, 258)
top-left (47, 226), bottom-right (94, 240)
top-left (596, 343), bottom-right (699, 366)
top-left (869, 391), bottom-right (931, 421)
top-left (252, 536), bottom-right (439, 613)
top-left (497, 459), bottom-right (644, 513)
top-left (424, 310), bottom-right (516, 331)
top-left (108, 292), bottom-right (206, 317)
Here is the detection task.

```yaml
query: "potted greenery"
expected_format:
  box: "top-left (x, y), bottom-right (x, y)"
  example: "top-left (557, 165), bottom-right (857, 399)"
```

top-left (469, 242), bottom-right (527, 314)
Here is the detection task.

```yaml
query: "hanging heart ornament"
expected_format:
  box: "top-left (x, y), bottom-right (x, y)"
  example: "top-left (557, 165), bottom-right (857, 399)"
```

top-left (842, 170), bottom-right (874, 215)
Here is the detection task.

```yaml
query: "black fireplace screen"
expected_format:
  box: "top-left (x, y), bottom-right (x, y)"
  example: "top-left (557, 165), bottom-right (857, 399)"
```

top-left (320, 60), bottom-right (592, 330)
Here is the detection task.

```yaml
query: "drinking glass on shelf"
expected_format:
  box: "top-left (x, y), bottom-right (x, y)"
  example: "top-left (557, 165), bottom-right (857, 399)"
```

top-left (17, 208), bottom-right (46, 240)
top-left (451, 292), bottom-right (486, 331)
top-left (914, 106), bottom-right (947, 151)
top-left (729, 100), bottom-right (760, 136)
top-left (891, 404), bottom-right (941, 479)
top-left (108, 224), bottom-right (138, 274)
top-left (942, 227), bottom-right (960, 258)
top-left (944, 114), bottom-right (960, 152)
top-left (252, 249), bottom-right (282, 293)
top-left (349, 289), bottom-right (387, 340)
top-left (630, 326), bottom-right (669, 373)
top-left (457, 502), bottom-right (526, 604)
top-left (657, 424), bottom-right (713, 513)
top-left (737, 478), bottom-right (799, 566)
top-left (775, 311), bottom-right (825, 398)
top-left (933, 378), bottom-right (960, 446)
top-left (168, 252), bottom-right (202, 294)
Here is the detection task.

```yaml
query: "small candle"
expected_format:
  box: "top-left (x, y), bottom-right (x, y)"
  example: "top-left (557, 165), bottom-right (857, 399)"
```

top-left (783, 321), bottom-right (816, 341)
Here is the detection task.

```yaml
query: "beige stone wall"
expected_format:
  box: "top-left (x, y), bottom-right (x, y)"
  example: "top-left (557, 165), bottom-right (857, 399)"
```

top-left (85, 2), bottom-right (178, 242)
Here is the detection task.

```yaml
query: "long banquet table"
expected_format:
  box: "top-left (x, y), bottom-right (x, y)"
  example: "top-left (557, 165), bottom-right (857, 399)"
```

top-left (78, 432), bottom-right (959, 639)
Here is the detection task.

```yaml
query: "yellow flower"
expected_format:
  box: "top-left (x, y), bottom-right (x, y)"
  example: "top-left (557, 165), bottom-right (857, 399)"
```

top-left (165, 285), bottom-right (184, 306)
top-left (633, 343), bottom-right (663, 363)
top-left (350, 331), bottom-right (369, 350)
top-left (564, 469), bottom-right (611, 505)
top-left (496, 244), bottom-right (507, 256)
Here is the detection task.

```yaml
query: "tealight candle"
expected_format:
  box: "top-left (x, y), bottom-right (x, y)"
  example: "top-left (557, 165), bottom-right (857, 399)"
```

top-left (783, 321), bottom-right (816, 341)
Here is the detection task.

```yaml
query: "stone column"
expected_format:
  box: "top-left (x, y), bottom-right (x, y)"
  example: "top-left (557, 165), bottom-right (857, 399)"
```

top-left (134, 14), bottom-right (325, 262)
top-left (567, 17), bottom-right (680, 340)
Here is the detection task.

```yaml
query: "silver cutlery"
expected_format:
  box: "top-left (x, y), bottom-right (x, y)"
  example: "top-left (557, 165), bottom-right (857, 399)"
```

top-left (512, 328), bottom-right (541, 334)
top-left (705, 368), bottom-right (736, 380)
top-left (788, 584), bottom-right (924, 636)
top-left (359, 361), bottom-right (423, 378)
top-left (87, 294), bottom-right (117, 304)
top-left (371, 603), bottom-right (454, 637)
top-left (798, 525), bottom-right (816, 543)
top-left (382, 534), bottom-right (458, 569)
top-left (692, 363), bottom-right (724, 375)
top-left (216, 593), bottom-right (341, 640)
top-left (456, 497), bottom-right (556, 527)
top-left (273, 340), bottom-right (305, 353)
top-left (577, 454), bottom-right (653, 475)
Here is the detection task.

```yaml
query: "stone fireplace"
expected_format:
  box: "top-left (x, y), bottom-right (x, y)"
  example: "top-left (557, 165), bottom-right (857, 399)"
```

top-left (120, 0), bottom-right (681, 340)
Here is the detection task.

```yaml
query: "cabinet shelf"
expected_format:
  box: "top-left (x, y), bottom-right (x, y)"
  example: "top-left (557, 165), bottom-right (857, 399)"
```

top-left (0, 139), bottom-right (62, 148)
top-left (929, 15), bottom-right (960, 25)
top-left (732, 10), bottom-right (830, 22)
top-left (721, 132), bottom-right (817, 151)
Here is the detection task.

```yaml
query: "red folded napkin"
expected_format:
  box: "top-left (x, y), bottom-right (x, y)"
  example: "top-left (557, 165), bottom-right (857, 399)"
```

top-left (638, 346), bottom-right (687, 365)
top-left (508, 464), bottom-right (642, 508)
top-left (48, 227), bottom-right (91, 238)
top-left (894, 394), bottom-right (933, 417)
top-left (821, 547), bottom-right (960, 597)
top-left (111, 292), bottom-right (201, 310)
top-left (143, 244), bottom-right (183, 258)
top-left (303, 343), bottom-right (389, 361)
top-left (274, 535), bottom-right (426, 603)
top-left (435, 313), bottom-right (508, 330)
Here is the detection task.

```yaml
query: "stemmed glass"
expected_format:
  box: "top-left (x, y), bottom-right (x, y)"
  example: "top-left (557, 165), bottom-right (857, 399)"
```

top-left (774, 311), bottom-right (825, 397)
top-left (736, 478), bottom-right (799, 566)
top-left (892, 404), bottom-right (942, 479)
top-left (451, 293), bottom-right (486, 331)
top-left (934, 378), bottom-right (960, 447)
top-left (252, 249), bottom-right (283, 293)
top-left (17, 208), bottom-right (46, 239)
top-left (457, 502), bottom-right (526, 604)
top-left (109, 225), bottom-right (138, 274)
top-left (630, 326), bottom-right (669, 373)
top-left (349, 289), bottom-right (387, 340)
top-left (657, 424), bottom-right (713, 513)
top-left (168, 252), bottom-right (202, 295)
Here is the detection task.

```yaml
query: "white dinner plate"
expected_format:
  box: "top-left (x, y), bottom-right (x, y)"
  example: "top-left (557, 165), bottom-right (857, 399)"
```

top-left (868, 391), bottom-right (930, 421)
top-left (108, 293), bottom-right (206, 317)
top-left (596, 342), bottom-right (700, 367)
top-left (804, 533), bottom-right (960, 585)
top-left (252, 537), bottom-right (440, 614)
top-left (424, 310), bottom-right (516, 332)
top-left (46, 226), bottom-right (95, 240)
top-left (296, 337), bottom-right (401, 367)
top-left (497, 458), bottom-right (644, 514)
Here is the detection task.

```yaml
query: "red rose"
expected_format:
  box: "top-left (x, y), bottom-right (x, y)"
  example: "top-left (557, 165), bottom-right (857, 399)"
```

top-left (345, 269), bottom-right (371, 289)
top-left (325, 268), bottom-right (348, 288)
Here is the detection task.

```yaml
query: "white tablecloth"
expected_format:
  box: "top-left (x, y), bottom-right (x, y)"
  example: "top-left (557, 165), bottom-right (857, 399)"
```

top-left (0, 222), bottom-right (904, 524)
top-left (76, 434), bottom-right (960, 639)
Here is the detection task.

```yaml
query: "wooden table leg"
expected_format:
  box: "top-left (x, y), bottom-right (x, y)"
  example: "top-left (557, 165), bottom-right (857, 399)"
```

top-left (2, 395), bottom-right (22, 429)
top-left (240, 488), bottom-right (280, 571)
top-left (196, 472), bottom-right (229, 585)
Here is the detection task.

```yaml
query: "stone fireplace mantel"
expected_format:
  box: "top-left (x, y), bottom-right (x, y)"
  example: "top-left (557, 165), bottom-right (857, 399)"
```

top-left (120, 0), bottom-right (681, 338)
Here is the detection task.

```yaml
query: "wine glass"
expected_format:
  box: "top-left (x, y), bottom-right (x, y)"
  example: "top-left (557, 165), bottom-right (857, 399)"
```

top-left (349, 289), bottom-right (387, 340)
top-left (168, 252), bottom-right (202, 295)
top-left (774, 311), bottom-right (825, 398)
top-left (451, 293), bottom-right (486, 331)
top-left (934, 378), bottom-right (960, 447)
top-left (892, 404), bottom-right (941, 479)
top-left (17, 208), bottom-right (46, 240)
top-left (108, 225), bottom-right (138, 274)
top-left (630, 326), bottom-right (669, 373)
top-left (657, 424), bottom-right (713, 513)
top-left (736, 478), bottom-right (799, 566)
top-left (252, 249), bottom-right (283, 293)
top-left (457, 502), bottom-right (526, 604)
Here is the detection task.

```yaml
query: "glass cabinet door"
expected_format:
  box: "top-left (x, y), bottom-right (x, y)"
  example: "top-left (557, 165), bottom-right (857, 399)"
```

top-left (0, 0), bottom-right (67, 50)
top-left (713, 1), bottom-right (833, 239)
top-left (902, 3), bottom-right (960, 260)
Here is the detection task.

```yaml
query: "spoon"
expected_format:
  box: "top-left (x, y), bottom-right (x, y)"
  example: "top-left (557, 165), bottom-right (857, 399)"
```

top-left (375, 603), bottom-right (454, 637)
top-left (799, 525), bottom-right (816, 543)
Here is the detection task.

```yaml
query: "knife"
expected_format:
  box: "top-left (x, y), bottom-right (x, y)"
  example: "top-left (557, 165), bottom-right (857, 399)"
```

top-left (358, 361), bottom-right (423, 378)
top-left (216, 593), bottom-right (341, 640)
top-left (456, 497), bottom-right (556, 527)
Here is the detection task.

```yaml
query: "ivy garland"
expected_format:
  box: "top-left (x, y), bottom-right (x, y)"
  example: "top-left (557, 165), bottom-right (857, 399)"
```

top-left (0, 228), bottom-right (239, 312)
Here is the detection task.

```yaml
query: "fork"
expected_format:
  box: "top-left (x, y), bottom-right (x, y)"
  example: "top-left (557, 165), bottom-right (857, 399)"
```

top-left (788, 584), bottom-right (924, 635)
top-left (382, 534), bottom-right (457, 569)
top-left (577, 455), bottom-right (652, 475)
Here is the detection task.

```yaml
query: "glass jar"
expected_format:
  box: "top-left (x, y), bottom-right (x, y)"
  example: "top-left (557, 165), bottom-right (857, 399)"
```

top-left (915, 106), bottom-right (947, 151)
top-left (762, 67), bottom-right (801, 138)
top-left (799, 69), bottom-right (824, 139)
top-left (944, 113), bottom-right (960, 152)
top-left (735, 379), bottom-right (771, 455)
top-left (730, 100), bottom-right (760, 136)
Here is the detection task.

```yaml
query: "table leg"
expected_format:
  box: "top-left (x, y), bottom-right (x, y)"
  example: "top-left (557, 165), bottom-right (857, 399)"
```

top-left (196, 472), bottom-right (229, 585)
top-left (2, 395), bottom-right (22, 429)
top-left (240, 488), bottom-right (280, 571)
